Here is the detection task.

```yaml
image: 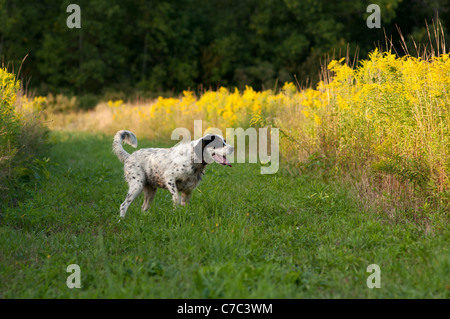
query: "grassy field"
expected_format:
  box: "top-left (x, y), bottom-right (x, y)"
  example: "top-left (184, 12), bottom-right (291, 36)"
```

top-left (0, 131), bottom-right (448, 298)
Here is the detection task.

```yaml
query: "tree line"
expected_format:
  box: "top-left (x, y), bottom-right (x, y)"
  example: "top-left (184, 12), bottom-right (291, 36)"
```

top-left (0, 0), bottom-right (448, 97)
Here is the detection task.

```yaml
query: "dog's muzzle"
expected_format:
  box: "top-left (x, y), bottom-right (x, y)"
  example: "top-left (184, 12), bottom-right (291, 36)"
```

top-left (212, 147), bottom-right (233, 167)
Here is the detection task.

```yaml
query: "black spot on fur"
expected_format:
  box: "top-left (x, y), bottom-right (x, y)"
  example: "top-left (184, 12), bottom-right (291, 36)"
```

top-left (202, 134), bottom-right (216, 149)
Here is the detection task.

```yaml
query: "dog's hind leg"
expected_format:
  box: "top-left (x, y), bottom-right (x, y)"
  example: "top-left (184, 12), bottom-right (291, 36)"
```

top-left (142, 186), bottom-right (156, 211)
top-left (120, 181), bottom-right (144, 218)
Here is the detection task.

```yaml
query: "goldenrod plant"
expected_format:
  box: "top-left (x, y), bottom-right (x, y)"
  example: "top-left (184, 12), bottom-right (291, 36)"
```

top-left (0, 69), bottom-right (49, 204)
top-left (277, 50), bottom-right (449, 211)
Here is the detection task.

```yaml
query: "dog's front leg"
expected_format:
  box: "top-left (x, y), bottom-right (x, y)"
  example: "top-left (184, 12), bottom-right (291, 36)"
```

top-left (165, 179), bottom-right (179, 207)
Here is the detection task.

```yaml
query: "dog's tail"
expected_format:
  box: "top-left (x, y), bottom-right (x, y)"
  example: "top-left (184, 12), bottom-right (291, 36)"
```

top-left (113, 130), bottom-right (138, 163)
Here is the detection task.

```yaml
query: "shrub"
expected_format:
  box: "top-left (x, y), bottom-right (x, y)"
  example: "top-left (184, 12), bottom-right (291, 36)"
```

top-left (0, 69), bottom-right (50, 207)
top-left (0, 68), bottom-right (21, 183)
top-left (78, 94), bottom-right (99, 111)
top-left (44, 93), bottom-right (78, 113)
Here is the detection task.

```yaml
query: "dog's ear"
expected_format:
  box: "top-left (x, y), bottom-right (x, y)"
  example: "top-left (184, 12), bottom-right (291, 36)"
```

top-left (201, 134), bottom-right (216, 150)
top-left (193, 134), bottom-right (218, 165)
top-left (193, 134), bottom-right (213, 164)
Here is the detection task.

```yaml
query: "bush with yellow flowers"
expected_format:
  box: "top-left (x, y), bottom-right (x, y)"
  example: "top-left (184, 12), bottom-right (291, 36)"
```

top-left (0, 69), bottom-right (49, 203)
top-left (277, 49), bottom-right (449, 205)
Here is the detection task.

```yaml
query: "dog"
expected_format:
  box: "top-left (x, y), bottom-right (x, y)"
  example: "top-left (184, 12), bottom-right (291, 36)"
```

top-left (113, 130), bottom-right (234, 218)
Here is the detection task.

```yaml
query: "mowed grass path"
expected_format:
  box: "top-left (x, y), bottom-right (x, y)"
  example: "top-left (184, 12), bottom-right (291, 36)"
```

top-left (1, 132), bottom-right (448, 298)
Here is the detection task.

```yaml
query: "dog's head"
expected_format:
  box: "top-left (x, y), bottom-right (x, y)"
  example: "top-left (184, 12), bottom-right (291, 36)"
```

top-left (195, 134), bottom-right (234, 167)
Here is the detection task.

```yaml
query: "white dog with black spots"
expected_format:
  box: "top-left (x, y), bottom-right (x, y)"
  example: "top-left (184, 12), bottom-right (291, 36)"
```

top-left (113, 130), bottom-right (234, 218)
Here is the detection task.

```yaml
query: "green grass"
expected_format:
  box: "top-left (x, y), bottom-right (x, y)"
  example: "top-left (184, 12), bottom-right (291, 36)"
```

top-left (0, 131), bottom-right (448, 298)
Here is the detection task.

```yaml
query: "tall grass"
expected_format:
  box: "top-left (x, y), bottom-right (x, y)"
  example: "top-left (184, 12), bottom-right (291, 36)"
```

top-left (277, 49), bottom-right (449, 215)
